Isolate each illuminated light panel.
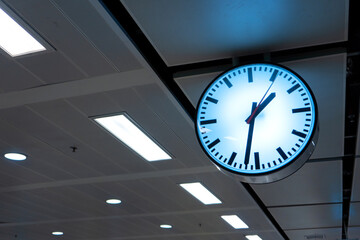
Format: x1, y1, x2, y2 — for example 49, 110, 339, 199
4, 153, 26, 161
94, 114, 171, 161
0, 8, 46, 57
246, 235, 262, 240
52, 232, 64, 236
221, 215, 249, 229
180, 182, 222, 205
106, 199, 121, 204
160, 224, 172, 229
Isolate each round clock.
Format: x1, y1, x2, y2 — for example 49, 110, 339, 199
195, 63, 319, 183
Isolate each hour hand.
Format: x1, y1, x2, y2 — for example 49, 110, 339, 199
246, 92, 276, 123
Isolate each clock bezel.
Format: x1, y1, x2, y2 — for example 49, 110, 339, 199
195, 62, 319, 184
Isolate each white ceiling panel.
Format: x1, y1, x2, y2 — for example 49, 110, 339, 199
269, 204, 342, 230
252, 160, 342, 206
122, 0, 348, 66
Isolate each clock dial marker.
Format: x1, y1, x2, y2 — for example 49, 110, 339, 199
276, 147, 288, 160
223, 77, 232, 88
287, 83, 300, 94
254, 152, 260, 170
200, 119, 217, 125
228, 152, 237, 166
292, 129, 306, 138
269, 69, 279, 82
205, 96, 218, 104
208, 138, 220, 149
247, 68, 253, 82
292, 107, 311, 113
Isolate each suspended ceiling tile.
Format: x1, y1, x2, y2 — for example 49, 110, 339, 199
349, 202, 360, 226
0, 55, 45, 93
252, 160, 342, 206
50, 0, 143, 72
352, 157, 360, 202
176, 54, 346, 160
348, 227, 360, 240
122, 0, 349, 66
269, 204, 342, 230
285, 228, 342, 240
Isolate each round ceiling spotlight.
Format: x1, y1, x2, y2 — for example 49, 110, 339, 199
4, 153, 27, 161
106, 199, 122, 204
52, 231, 64, 236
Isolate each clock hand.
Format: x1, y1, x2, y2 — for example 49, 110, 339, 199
245, 92, 276, 123
244, 102, 257, 167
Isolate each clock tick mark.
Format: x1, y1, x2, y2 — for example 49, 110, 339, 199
295, 143, 300, 147
299, 139, 304, 143
292, 129, 306, 138
247, 67, 253, 83
254, 152, 260, 170
268, 162, 271, 168
208, 138, 220, 149
298, 88, 304, 92
273, 160, 277, 166
223, 77, 233, 88
291, 80, 296, 84
228, 152, 237, 166
292, 107, 311, 113
269, 69, 279, 82
292, 148, 296, 152
287, 83, 300, 94
288, 77, 292, 81
301, 93, 306, 96
305, 124, 310, 127
303, 129, 309, 132
276, 147, 288, 160
306, 113, 311, 116
205, 96, 218, 104
278, 158, 282, 163
287, 151, 292, 156
262, 164, 265, 169
284, 73, 288, 78
305, 103, 310, 106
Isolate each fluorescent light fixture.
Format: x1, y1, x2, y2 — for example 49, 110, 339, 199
246, 235, 262, 240
94, 114, 171, 161
180, 182, 222, 205
106, 199, 121, 204
0, 7, 46, 57
221, 215, 249, 229
160, 224, 172, 229
4, 153, 27, 161
52, 232, 64, 236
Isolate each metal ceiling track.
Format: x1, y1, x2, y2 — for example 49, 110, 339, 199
100, 0, 358, 239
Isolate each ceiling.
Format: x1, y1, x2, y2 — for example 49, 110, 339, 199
0, 0, 358, 240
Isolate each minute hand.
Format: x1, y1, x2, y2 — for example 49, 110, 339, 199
246, 92, 276, 123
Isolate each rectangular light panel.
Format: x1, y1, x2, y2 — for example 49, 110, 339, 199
94, 114, 171, 161
246, 235, 262, 240
180, 182, 222, 205
0, 7, 46, 57
221, 215, 249, 229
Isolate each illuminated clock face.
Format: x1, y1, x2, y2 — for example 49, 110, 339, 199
195, 63, 318, 183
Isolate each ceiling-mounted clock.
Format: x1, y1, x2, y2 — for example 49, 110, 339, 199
195, 63, 319, 183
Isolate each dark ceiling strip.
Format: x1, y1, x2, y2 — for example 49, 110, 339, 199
342, 0, 360, 238
99, 0, 196, 120
170, 41, 348, 78
99, 0, 289, 239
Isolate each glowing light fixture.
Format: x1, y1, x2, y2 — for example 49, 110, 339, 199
4, 153, 27, 161
180, 182, 222, 205
160, 224, 172, 229
52, 232, 63, 236
246, 235, 262, 240
0, 7, 46, 57
94, 113, 171, 161
221, 215, 249, 229
106, 199, 121, 204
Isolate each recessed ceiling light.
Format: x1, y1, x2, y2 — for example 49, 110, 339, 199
106, 199, 121, 204
246, 235, 262, 240
160, 224, 172, 229
4, 153, 27, 161
94, 113, 171, 161
52, 231, 64, 236
180, 182, 222, 205
0, 7, 46, 57
221, 215, 249, 229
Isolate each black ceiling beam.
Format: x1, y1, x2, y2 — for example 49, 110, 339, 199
99, 0, 289, 239
342, 0, 360, 238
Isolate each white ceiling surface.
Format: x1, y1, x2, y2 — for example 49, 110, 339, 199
0, 1, 352, 240
122, 0, 349, 66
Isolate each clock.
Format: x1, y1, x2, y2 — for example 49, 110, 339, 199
195, 63, 319, 183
